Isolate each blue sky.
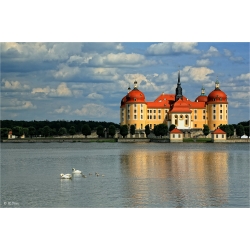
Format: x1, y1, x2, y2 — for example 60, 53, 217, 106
1, 1, 249, 125
1, 42, 249, 124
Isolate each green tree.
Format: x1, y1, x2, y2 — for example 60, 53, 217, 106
43, 126, 51, 137
158, 123, 168, 138
244, 126, 249, 137
69, 126, 76, 138
169, 124, 176, 132
108, 125, 116, 138
82, 124, 91, 138
12, 126, 23, 137
97, 125, 104, 137
58, 127, 67, 136
229, 125, 234, 137
145, 124, 150, 138
120, 125, 128, 138
1, 128, 11, 138
203, 124, 210, 137
220, 124, 231, 138
28, 126, 36, 138
130, 125, 136, 137
154, 125, 160, 137
236, 124, 245, 137
23, 128, 29, 137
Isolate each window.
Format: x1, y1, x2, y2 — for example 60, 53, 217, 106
213, 110, 216, 113
222, 135, 224, 138
128, 115, 130, 120
220, 110, 222, 113
154, 110, 156, 113
173, 134, 175, 138
150, 115, 152, 119
150, 110, 152, 113
194, 110, 197, 113
203, 110, 206, 114
226, 110, 227, 113
180, 115, 183, 119
178, 134, 181, 138
158, 109, 161, 113
153, 115, 156, 119
141, 110, 143, 114
158, 115, 161, 119
141, 104, 143, 107
213, 104, 216, 108
150, 124, 152, 129
213, 124, 216, 127
141, 115, 143, 119
216, 135, 218, 138
134, 115, 137, 119
147, 115, 149, 119
134, 104, 136, 107
220, 104, 222, 107
194, 115, 197, 119
128, 109, 130, 113
141, 124, 143, 129
194, 124, 197, 127
134, 109, 137, 113
220, 115, 222, 119
165, 110, 168, 113
213, 115, 216, 119
203, 116, 206, 119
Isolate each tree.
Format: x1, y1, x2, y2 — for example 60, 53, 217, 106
236, 124, 245, 137
229, 125, 234, 138
130, 125, 136, 137
120, 125, 128, 138
203, 124, 210, 137
145, 124, 150, 138
82, 124, 91, 138
244, 126, 249, 137
108, 125, 116, 138
154, 125, 160, 137
23, 128, 29, 137
220, 124, 231, 138
97, 125, 104, 138
69, 126, 76, 138
43, 126, 51, 137
169, 124, 176, 132
1, 128, 11, 138
158, 124, 168, 138
28, 126, 36, 138
12, 126, 23, 137
58, 127, 67, 136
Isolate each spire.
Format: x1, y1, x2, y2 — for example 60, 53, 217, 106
201, 85, 205, 96
175, 68, 183, 101
215, 76, 220, 89
134, 80, 138, 89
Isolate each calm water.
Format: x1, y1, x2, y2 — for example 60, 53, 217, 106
1, 142, 249, 208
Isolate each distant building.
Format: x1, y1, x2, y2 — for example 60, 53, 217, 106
120, 72, 228, 132
211, 128, 227, 142
170, 128, 183, 142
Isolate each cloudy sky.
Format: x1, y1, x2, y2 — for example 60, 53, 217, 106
1, 42, 249, 124
1, 1, 249, 125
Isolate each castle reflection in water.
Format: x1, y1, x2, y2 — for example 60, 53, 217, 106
120, 150, 229, 207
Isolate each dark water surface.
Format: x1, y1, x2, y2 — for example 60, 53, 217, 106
1, 142, 249, 208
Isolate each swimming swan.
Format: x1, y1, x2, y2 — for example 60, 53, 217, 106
72, 168, 82, 174
60, 173, 72, 179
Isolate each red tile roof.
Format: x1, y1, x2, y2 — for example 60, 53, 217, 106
211, 128, 226, 134
170, 128, 182, 134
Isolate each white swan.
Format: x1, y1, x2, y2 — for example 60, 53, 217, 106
72, 168, 82, 174
60, 173, 72, 179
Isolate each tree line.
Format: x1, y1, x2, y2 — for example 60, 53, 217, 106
0, 120, 120, 139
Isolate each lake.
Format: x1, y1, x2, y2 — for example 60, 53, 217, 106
1, 142, 249, 208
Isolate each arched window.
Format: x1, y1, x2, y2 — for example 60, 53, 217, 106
175, 115, 178, 126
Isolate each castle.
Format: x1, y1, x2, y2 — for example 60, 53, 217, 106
120, 72, 228, 132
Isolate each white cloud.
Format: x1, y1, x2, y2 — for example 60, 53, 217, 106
196, 59, 211, 66
53, 65, 81, 80
31, 82, 72, 97
235, 73, 250, 81
203, 46, 220, 57
87, 92, 103, 99
73, 103, 118, 119
229, 56, 243, 62
224, 49, 232, 57
1, 99, 36, 110
146, 42, 199, 55
52, 106, 72, 114
89, 53, 155, 67
2, 79, 30, 90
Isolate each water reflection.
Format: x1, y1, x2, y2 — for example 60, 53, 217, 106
120, 150, 229, 207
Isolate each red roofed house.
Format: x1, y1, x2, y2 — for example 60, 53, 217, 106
120, 72, 228, 135
211, 127, 227, 142
170, 127, 183, 142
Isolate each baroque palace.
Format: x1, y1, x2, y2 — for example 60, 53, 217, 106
120, 72, 228, 132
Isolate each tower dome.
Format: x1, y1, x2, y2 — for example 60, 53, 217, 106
125, 80, 146, 103
195, 86, 208, 102
207, 79, 228, 103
